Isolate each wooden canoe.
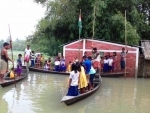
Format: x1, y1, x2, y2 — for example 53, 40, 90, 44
29, 67, 127, 77
61, 75, 102, 105
100, 72, 129, 77
0, 68, 28, 87
29, 67, 70, 75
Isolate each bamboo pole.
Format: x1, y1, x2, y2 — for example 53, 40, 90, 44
8, 24, 16, 87
92, 6, 96, 48
78, 9, 81, 61
124, 10, 127, 79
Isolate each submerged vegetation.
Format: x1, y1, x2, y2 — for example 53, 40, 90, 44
27, 0, 150, 55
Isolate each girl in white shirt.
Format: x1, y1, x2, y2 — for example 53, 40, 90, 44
67, 63, 80, 96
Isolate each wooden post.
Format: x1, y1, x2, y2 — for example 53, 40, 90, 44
124, 10, 127, 79
78, 9, 81, 61
8, 24, 16, 87
92, 6, 96, 47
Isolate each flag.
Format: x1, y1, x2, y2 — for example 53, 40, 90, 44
78, 14, 82, 36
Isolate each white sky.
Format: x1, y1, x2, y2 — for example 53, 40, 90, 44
0, 0, 45, 41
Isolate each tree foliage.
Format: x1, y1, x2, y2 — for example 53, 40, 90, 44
0, 39, 26, 51
27, 0, 150, 55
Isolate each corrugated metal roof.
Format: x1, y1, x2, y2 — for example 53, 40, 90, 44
141, 40, 150, 60
59, 38, 139, 47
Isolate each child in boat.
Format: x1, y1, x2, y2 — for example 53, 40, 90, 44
44, 60, 48, 70
10, 68, 15, 79
113, 52, 117, 72
30, 51, 35, 67
77, 62, 88, 94
40, 54, 44, 68
100, 57, 104, 72
37, 54, 41, 68
47, 58, 51, 70
60, 56, 66, 72
103, 56, 109, 73
89, 62, 96, 90
35, 57, 38, 68
108, 56, 113, 73
66, 61, 72, 73
54, 58, 60, 71
67, 63, 80, 96
16, 54, 22, 77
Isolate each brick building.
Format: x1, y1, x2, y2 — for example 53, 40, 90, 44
63, 39, 139, 77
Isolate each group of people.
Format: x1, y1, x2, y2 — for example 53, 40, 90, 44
66, 47, 128, 96
0, 40, 128, 94
67, 56, 96, 96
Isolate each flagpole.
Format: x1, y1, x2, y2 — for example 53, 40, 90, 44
78, 9, 81, 61
124, 10, 127, 79
8, 24, 16, 87
92, 6, 96, 48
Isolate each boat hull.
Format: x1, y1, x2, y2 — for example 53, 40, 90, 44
61, 75, 102, 105
29, 67, 127, 77
0, 68, 28, 87
29, 67, 70, 75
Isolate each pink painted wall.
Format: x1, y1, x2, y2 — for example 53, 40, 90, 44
64, 39, 137, 77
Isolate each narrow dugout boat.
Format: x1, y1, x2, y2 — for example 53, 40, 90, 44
101, 72, 129, 77
61, 75, 102, 105
29, 67, 70, 75
0, 68, 28, 87
29, 67, 127, 77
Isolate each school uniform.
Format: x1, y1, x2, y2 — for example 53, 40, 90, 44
60, 59, 66, 71
103, 59, 109, 72
54, 61, 60, 72
108, 58, 113, 71
67, 71, 79, 96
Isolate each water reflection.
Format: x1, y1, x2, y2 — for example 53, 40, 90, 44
0, 72, 150, 113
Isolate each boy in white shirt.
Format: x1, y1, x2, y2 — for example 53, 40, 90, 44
108, 56, 113, 72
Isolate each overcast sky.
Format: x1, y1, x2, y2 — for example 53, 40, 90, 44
0, 0, 45, 41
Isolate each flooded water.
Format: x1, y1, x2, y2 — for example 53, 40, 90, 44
0, 72, 150, 113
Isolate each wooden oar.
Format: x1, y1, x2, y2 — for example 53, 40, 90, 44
8, 24, 16, 87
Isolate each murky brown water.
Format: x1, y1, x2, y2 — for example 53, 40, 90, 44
0, 72, 150, 113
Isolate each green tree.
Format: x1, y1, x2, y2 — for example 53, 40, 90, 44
28, 0, 150, 55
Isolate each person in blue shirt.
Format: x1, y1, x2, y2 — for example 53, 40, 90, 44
83, 56, 92, 90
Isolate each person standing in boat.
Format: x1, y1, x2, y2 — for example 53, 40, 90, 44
112, 52, 117, 72
16, 54, 22, 78
82, 52, 87, 62
30, 51, 35, 67
0, 41, 13, 81
92, 48, 101, 72
88, 56, 96, 90
60, 56, 66, 72
120, 48, 128, 72
24, 45, 31, 66
83, 56, 92, 90
67, 63, 80, 96
77, 62, 88, 94
66, 61, 72, 73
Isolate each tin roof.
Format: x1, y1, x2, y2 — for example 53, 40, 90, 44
59, 38, 139, 48
141, 40, 150, 60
